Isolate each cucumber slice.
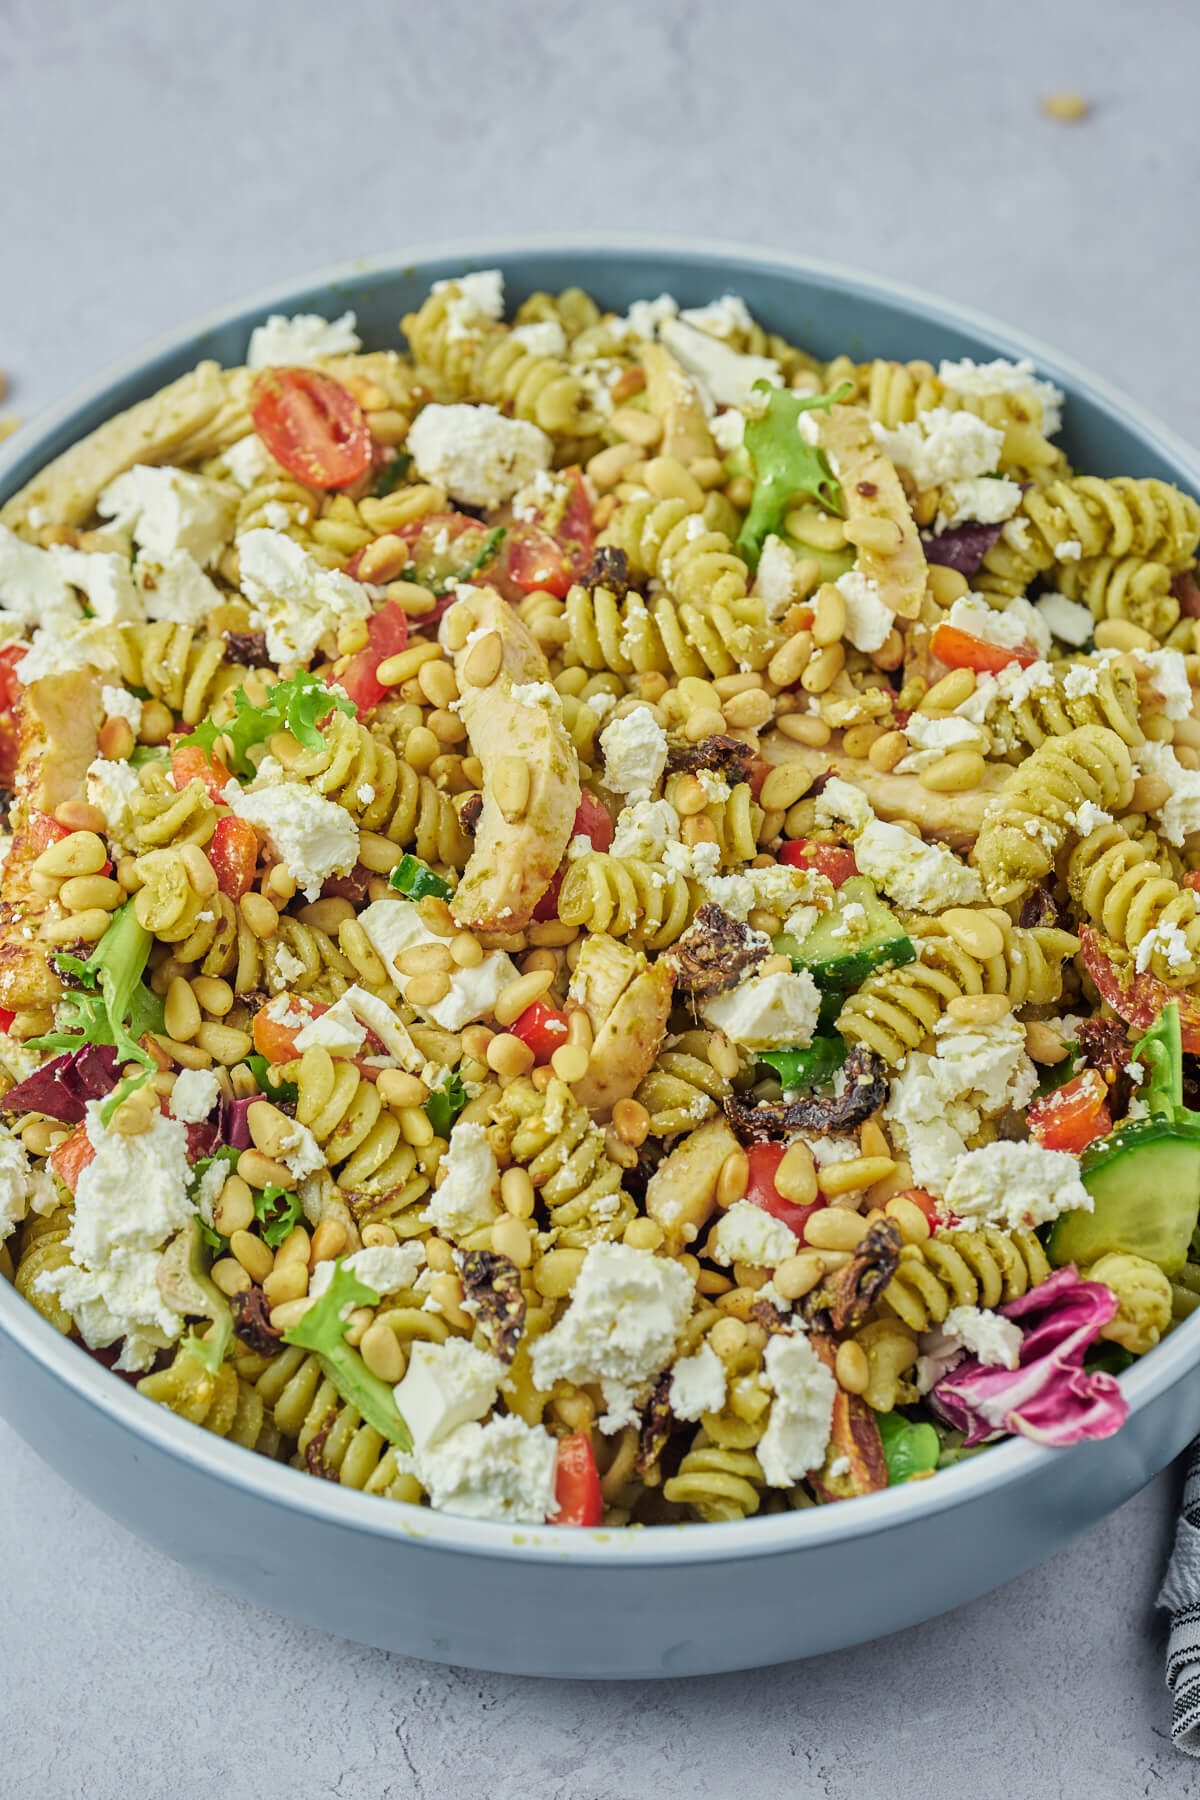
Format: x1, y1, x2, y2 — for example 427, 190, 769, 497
760, 1034, 846, 1092
777, 876, 914, 991
1046, 1118, 1200, 1276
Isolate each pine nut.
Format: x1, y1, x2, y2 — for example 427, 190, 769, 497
842, 723, 886, 760
32, 831, 107, 879
920, 668, 976, 712
398, 942, 454, 977
494, 755, 531, 821
717, 1148, 749, 1208
309, 1218, 348, 1265
42, 908, 110, 944
356, 533, 410, 584
196, 1022, 252, 1064
919, 749, 986, 793
860, 1119, 891, 1162
722, 688, 773, 731
835, 1339, 870, 1394
768, 630, 814, 688
356, 832, 403, 873
759, 763, 813, 812
610, 407, 663, 448
1025, 1020, 1069, 1063
211, 1257, 252, 1297
237, 1148, 298, 1191
942, 908, 1006, 961
946, 992, 1011, 1026
192, 976, 233, 1016
532, 1247, 587, 1299
801, 642, 844, 694
550, 1043, 589, 1083
776, 713, 831, 746
177, 843, 217, 897
775, 1141, 818, 1205
213, 1175, 255, 1236
262, 1260, 309, 1306
406, 972, 452, 1007
1095, 618, 1157, 653
843, 515, 903, 553
360, 1321, 406, 1383
460, 631, 503, 689
269, 1297, 315, 1332
884, 1195, 933, 1244
818, 1155, 896, 1198
246, 1100, 294, 1159
587, 443, 641, 489
53, 801, 107, 833
683, 706, 727, 743
240, 893, 279, 938
926, 564, 969, 607
138, 699, 174, 745
491, 1213, 532, 1267
486, 1032, 536, 1078
772, 1252, 825, 1300
59, 875, 123, 912
499, 1166, 536, 1220
230, 1230, 274, 1284
494, 968, 555, 1026
399, 1105, 434, 1147
461, 1024, 494, 1061
804, 1208, 870, 1250
707, 1032, 740, 1078
867, 730, 907, 772
377, 1069, 429, 1108
164, 976, 202, 1042
378, 641, 443, 685
1131, 774, 1173, 813
429, 1271, 473, 1329
811, 583, 847, 646
611, 1098, 650, 1147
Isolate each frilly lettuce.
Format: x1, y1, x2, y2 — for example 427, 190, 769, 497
929, 1266, 1128, 1448
735, 380, 851, 569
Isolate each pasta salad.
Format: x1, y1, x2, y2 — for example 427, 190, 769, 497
0, 271, 1198, 1527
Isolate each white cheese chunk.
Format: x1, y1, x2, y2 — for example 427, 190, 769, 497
430, 270, 505, 339
530, 1242, 695, 1433
599, 706, 669, 801
223, 777, 358, 900
943, 1303, 1023, 1369
222, 433, 281, 490
658, 317, 781, 410
421, 1120, 501, 1239
407, 403, 552, 509
758, 1332, 837, 1487
0, 1129, 51, 1244
100, 685, 143, 731
394, 1339, 505, 1453
700, 968, 821, 1052
710, 1199, 799, 1268
835, 568, 895, 652
52, 547, 141, 623
872, 407, 1004, 489
16, 624, 118, 685
246, 310, 362, 367
1134, 742, 1200, 845
943, 1139, 1091, 1229
510, 320, 568, 357
359, 897, 519, 1030
1035, 591, 1094, 647
86, 757, 143, 847
0, 525, 84, 630
168, 1067, 221, 1124
937, 357, 1065, 437
609, 798, 680, 862
293, 993, 368, 1055
816, 777, 983, 911
417, 1415, 558, 1522
934, 476, 1022, 531
235, 528, 371, 665
137, 549, 223, 626
309, 1242, 425, 1302
98, 466, 237, 568
667, 1342, 728, 1421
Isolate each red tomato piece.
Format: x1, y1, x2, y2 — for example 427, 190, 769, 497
252, 999, 329, 1065
208, 816, 258, 900
1172, 571, 1200, 619
25, 812, 72, 857
1079, 925, 1200, 1054
894, 1188, 941, 1227
1185, 871, 1200, 895
930, 622, 1037, 674
549, 1431, 603, 1526
504, 469, 595, 599
0, 1008, 14, 1034
1028, 1068, 1112, 1154
250, 368, 372, 489
335, 601, 410, 716
510, 1001, 571, 1063
745, 1140, 827, 1240
170, 742, 232, 802
532, 791, 614, 922
50, 1123, 95, 1195
779, 839, 859, 887
0, 643, 27, 789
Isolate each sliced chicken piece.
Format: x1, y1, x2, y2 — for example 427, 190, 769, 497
760, 730, 1007, 848
645, 1115, 741, 1255
447, 587, 581, 931
0, 669, 103, 1010
570, 958, 674, 1119
640, 344, 717, 465
820, 404, 928, 620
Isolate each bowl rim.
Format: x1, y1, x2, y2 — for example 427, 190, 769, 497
3, 230, 1199, 1568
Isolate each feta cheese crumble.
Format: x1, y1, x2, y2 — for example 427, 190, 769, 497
667, 1342, 728, 1421
757, 1333, 837, 1487
835, 568, 895, 653
658, 317, 781, 410
98, 466, 236, 568
417, 1415, 558, 1522
309, 1242, 425, 1304
223, 777, 359, 900
943, 1139, 1091, 1229
235, 528, 371, 665
359, 897, 519, 1031
530, 1242, 695, 1433
1134, 742, 1200, 846
421, 1120, 501, 1239
816, 777, 983, 911
599, 706, 669, 802
937, 357, 1065, 437
394, 1339, 505, 1454
168, 1067, 221, 1124
872, 407, 1004, 489
943, 1304, 1023, 1370
247, 311, 362, 367
407, 403, 552, 508
1035, 591, 1094, 647
700, 967, 821, 1052
710, 1199, 799, 1268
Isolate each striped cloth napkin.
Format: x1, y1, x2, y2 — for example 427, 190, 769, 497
1159, 1439, 1200, 1754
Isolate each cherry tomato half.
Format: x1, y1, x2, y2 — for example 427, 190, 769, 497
170, 742, 232, 802
930, 622, 1037, 674
0, 643, 27, 789
335, 600, 410, 717
549, 1431, 603, 1526
510, 1001, 571, 1063
779, 839, 859, 887
208, 815, 258, 901
1028, 1068, 1112, 1154
745, 1140, 826, 1240
504, 469, 595, 598
24, 812, 72, 857
250, 368, 373, 489
50, 1122, 95, 1195
1079, 925, 1200, 1054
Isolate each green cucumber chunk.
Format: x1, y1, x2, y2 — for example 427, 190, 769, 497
1047, 1118, 1200, 1276
776, 876, 914, 991
761, 1035, 846, 1092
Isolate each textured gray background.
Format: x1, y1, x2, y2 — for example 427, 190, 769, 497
3, 0, 1200, 1793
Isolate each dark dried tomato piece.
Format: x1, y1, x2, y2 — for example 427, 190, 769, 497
223, 628, 272, 667
725, 1044, 889, 1141
1076, 1016, 1135, 1121
669, 902, 770, 999
1018, 885, 1061, 929
457, 792, 483, 838
579, 544, 633, 598
665, 734, 756, 786
455, 1249, 526, 1363
801, 1218, 902, 1334
636, 1370, 675, 1475
231, 1285, 282, 1354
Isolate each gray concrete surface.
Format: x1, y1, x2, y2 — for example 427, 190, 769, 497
3, 0, 1200, 1793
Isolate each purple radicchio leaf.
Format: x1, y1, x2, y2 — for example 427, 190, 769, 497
185, 1092, 255, 1161
1, 1044, 122, 1124
928, 1266, 1128, 1449
921, 520, 1004, 578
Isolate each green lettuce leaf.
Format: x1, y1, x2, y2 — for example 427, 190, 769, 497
736, 379, 852, 569
29, 902, 164, 1099
255, 1184, 303, 1249
182, 671, 355, 780
424, 1070, 467, 1139
875, 1409, 940, 1485
282, 1260, 412, 1451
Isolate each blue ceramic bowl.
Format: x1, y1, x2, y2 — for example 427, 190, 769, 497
2, 237, 1198, 1679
